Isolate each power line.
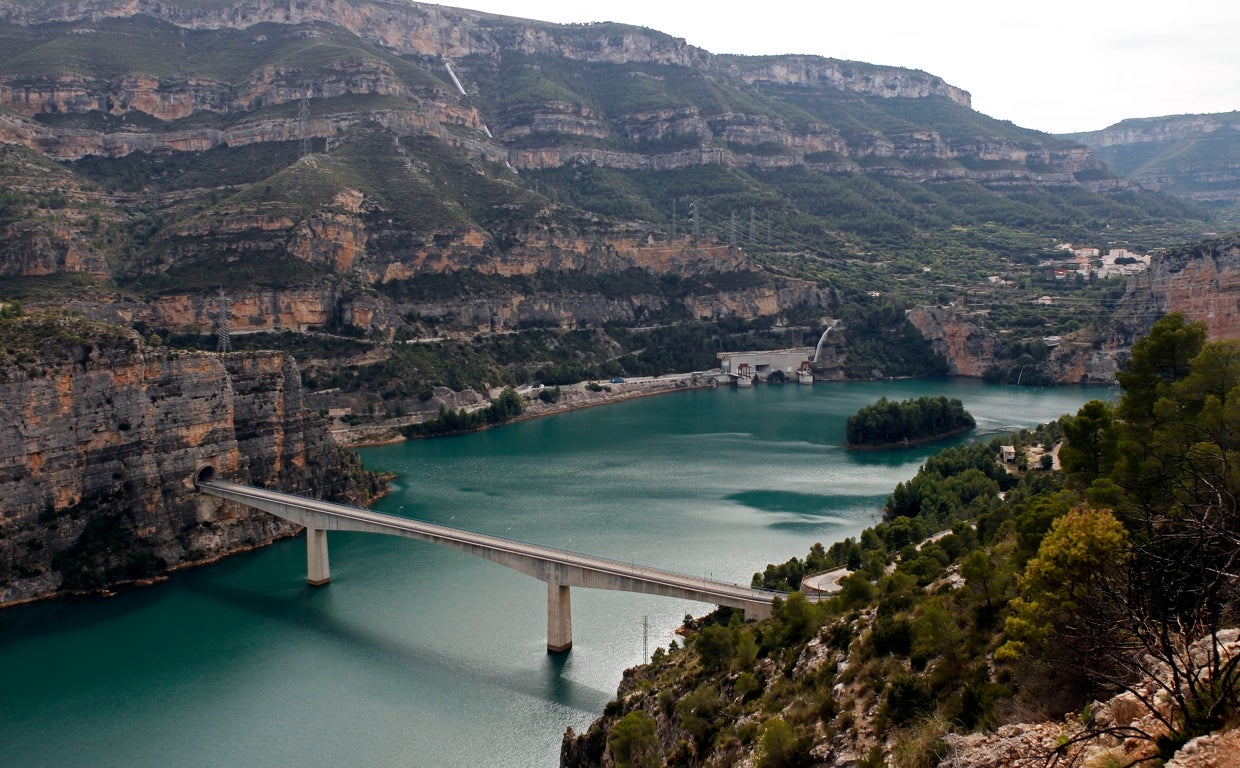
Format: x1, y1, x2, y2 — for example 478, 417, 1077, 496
214, 287, 232, 353
299, 87, 311, 158
654, 196, 1171, 321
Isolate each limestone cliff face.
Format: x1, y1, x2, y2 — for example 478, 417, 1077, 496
63, 286, 343, 336
1116, 235, 1240, 342
0, 92, 486, 161
0, 0, 1100, 180
502, 111, 1103, 179
1071, 113, 1240, 149
392, 277, 833, 332
1045, 345, 1119, 385
0, 145, 113, 277
906, 306, 997, 378
55, 220, 817, 335
722, 56, 971, 107
0, 0, 708, 66
0, 316, 374, 606
907, 305, 1119, 384
0, 220, 110, 277
1068, 113, 1240, 204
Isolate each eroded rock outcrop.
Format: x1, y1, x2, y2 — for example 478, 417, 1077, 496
0, 315, 378, 606
1069, 113, 1240, 205
906, 306, 997, 378
908, 305, 1120, 384
722, 55, 970, 106
943, 630, 1240, 768
52, 220, 827, 336
0, 99, 489, 161
0, 0, 1103, 182
1116, 234, 1240, 343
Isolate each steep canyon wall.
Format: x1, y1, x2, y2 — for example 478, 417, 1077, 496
0, 317, 375, 606
1117, 235, 1240, 342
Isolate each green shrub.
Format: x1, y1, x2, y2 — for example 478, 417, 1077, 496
882, 674, 932, 726
607, 711, 660, 768
755, 717, 812, 768
735, 672, 761, 700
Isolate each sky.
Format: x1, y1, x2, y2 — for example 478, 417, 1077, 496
435, 0, 1240, 135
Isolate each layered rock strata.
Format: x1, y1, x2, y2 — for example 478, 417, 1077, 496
1116, 235, 1240, 342
1068, 113, 1240, 205
0, 0, 1106, 183
0, 316, 375, 606
907, 305, 1119, 384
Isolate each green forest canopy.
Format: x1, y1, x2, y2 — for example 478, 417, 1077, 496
845, 395, 975, 447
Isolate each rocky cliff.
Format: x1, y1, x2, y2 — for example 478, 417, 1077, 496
0, 0, 1207, 393
906, 306, 997, 379
907, 305, 1120, 384
910, 234, 1240, 386
1067, 112, 1240, 210
1116, 234, 1240, 343
45, 216, 822, 335
0, 314, 378, 606
0, 0, 708, 67
0, 0, 964, 104
0, 0, 1101, 182
1069, 112, 1240, 150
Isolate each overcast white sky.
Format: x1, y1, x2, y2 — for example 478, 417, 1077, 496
437, 0, 1239, 135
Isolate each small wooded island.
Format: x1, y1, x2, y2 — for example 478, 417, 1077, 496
845, 395, 975, 448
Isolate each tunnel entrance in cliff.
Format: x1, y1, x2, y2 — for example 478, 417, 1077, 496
196, 466, 217, 485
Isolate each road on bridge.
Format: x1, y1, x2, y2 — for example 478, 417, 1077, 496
197, 478, 783, 650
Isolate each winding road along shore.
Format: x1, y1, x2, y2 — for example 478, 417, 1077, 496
336, 371, 718, 447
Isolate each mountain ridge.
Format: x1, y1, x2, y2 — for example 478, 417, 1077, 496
1065, 111, 1240, 226
0, 0, 1218, 404
0, 0, 971, 104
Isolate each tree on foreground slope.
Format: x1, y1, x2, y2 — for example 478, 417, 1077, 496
1019, 313, 1240, 757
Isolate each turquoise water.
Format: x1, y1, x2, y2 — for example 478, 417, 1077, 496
0, 379, 1102, 767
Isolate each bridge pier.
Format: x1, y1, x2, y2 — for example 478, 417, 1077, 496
307, 527, 330, 586
547, 583, 572, 653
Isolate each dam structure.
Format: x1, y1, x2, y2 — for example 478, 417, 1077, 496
717, 348, 815, 385
717, 321, 839, 385
196, 472, 782, 652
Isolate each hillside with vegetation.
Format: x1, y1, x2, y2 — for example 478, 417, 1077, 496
0, 0, 1226, 430
565, 313, 1240, 768
1068, 111, 1240, 230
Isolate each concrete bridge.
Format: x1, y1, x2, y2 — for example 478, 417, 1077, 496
196, 475, 782, 652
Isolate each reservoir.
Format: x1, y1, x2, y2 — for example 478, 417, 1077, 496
0, 379, 1101, 767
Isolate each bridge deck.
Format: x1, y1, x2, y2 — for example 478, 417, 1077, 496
197, 480, 781, 617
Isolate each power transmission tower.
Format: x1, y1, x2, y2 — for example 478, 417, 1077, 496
691, 200, 699, 239
214, 287, 232, 353
299, 87, 311, 158
641, 615, 649, 662
730, 209, 736, 248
